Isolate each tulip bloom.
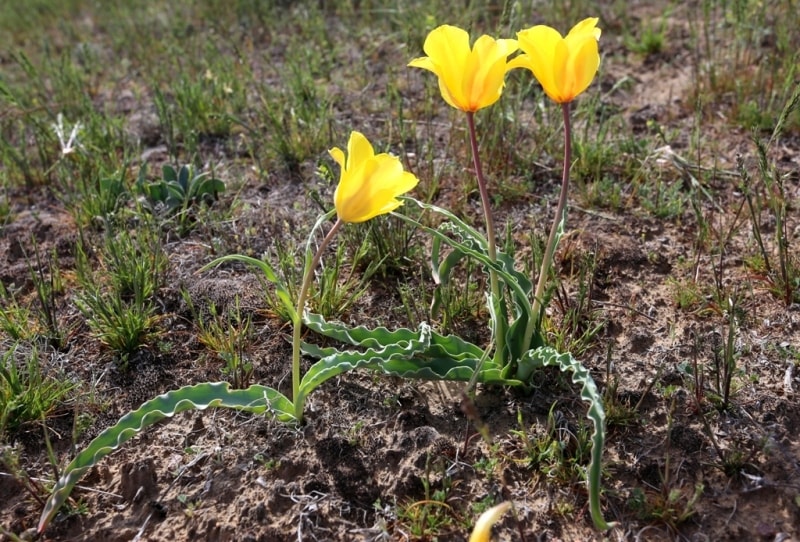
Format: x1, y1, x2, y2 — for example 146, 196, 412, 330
408, 25, 518, 112
508, 17, 601, 103
469, 502, 511, 542
330, 131, 419, 223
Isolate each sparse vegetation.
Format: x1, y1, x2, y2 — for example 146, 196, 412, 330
1, 0, 799, 540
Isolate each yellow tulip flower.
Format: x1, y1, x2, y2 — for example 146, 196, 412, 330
508, 17, 601, 104
408, 25, 518, 112
468, 501, 511, 542
330, 131, 419, 224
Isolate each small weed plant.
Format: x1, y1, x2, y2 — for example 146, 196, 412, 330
627, 398, 704, 533
738, 83, 800, 305
183, 293, 255, 389
26, 244, 66, 349
37, 17, 612, 533
136, 164, 225, 235
0, 343, 76, 437
74, 226, 166, 361
0, 282, 35, 342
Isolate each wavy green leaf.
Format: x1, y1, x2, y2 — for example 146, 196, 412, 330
517, 347, 612, 531
38, 382, 293, 534
296, 327, 431, 408
303, 312, 485, 361
301, 313, 523, 387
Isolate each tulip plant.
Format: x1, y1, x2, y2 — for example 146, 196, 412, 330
38, 18, 611, 535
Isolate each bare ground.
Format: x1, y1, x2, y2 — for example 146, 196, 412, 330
2, 2, 800, 542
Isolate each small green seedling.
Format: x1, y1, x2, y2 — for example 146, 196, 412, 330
136, 164, 225, 231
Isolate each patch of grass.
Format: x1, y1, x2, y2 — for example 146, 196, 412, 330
26, 244, 67, 349
624, 15, 669, 56
570, 104, 646, 213
638, 176, 688, 220
260, 220, 382, 322
74, 226, 165, 362
0, 343, 76, 436
0, 49, 96, 188
395, 279, 431, 329
547, 247, 605, 357
430, 253, 486, 336
314, 228, 383, 319
74, 278, 159, 362
252, 62, 334, 176
667, 271, 705, 312
708, 294, 741, 411
627, 484, 704, 531
153, 60, 249, 160
98, 225, 167, 301
690, 0, 800, 133
259, 237, 303, 323
395, 462, 456, 539
602, 345, 650, 429
184, 293, 254, 389
738, 85, 800, 305
0, 283, 35, 342
363, 213, 424, 278
511, 405, 593, 485
627, 397, 704, 532
472, 85, 535, 184
68, 165, 130, 230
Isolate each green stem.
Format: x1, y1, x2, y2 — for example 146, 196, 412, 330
292, 216, 343, 418
466, 111, 505, 362
526, 102, 573, 346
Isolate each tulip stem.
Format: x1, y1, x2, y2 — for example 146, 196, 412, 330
466, 111, 505, 362
528, 102, 572, 344
292, 216, 344, 419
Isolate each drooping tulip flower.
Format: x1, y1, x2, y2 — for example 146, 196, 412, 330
330, 131, 419, 223
468, 502, 512, 542
508, 17, 601, 103
409, 25, 518, 112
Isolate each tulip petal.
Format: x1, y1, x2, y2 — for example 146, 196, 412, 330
568, 17, 601, 40
467, 37, 518, 109
407, 55, 435, 72
515, 25, 563, 101
437, 78, 462, 110
568, 36, 600, 99
513, 19, 601, 103
409, 25, 516, 112
332, 132, 419, 223
468, 502, 511, 542
505, 55, 531, 72
346, 157, 407, 223
552, 40, 570, 102
346, 131, 374, 170
329, 146, 345, 169
424, 25, 471, 108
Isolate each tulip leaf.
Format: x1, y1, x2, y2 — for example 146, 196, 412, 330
517, 346, 611, 531
301, 315, 609, 528
200, 254, 297, 322
301, 312, 523, 386
393, 204, 533, 364
303, 311, 485, 361
38, 382, 294, 534
429, 235, 466, 319
404, 197, 531, 295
